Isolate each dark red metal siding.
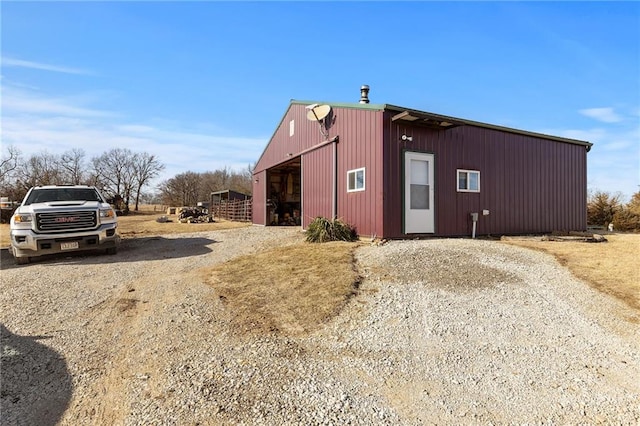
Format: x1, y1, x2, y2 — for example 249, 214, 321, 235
301, 147, 334, 228
252, 170, 267, 225
253, 103, 333, 226
335, 108, 384, 238
383, 112, 588, 237
254, 103, 385, 236
257, 105, 586, 236
254, 104, 329, 174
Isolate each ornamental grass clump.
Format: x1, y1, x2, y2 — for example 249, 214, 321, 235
305, 216, 358, 243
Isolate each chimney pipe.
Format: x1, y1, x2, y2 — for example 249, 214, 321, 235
360, 85, 370, 104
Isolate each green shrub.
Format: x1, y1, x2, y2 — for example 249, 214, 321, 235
305, 217, 358, 243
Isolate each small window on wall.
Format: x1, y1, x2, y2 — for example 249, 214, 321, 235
347, 168, 365, 192
457, 169, 480, 192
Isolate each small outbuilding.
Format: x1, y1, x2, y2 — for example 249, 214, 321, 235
209, 189, 252, 222
252, 86, 592, 238
210, 189, 250, 205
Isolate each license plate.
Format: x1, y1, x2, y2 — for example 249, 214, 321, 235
61, 241, 79, 250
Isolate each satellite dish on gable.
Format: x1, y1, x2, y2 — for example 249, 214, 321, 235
306, 104, 332, 122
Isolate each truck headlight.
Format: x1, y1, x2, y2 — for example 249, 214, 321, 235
100, 208, 115, 219
12, 213, 33, 223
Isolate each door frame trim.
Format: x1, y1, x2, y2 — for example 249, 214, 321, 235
402, 149, 436, 234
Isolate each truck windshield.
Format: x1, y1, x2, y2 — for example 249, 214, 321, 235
24, 188, 103, 205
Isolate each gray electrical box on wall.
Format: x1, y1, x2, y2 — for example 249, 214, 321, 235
470, 212, 479, 221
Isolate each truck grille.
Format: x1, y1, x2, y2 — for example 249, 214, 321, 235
36, 211, 97, 232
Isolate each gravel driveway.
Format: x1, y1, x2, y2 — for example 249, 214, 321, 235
1, 227, 638, 425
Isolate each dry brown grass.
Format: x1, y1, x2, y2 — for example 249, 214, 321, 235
115, 204, 250, 238
115, 211, 249, 239
503, 234, 640, 313
0, 224, 9, 248
201, 241, 361, 336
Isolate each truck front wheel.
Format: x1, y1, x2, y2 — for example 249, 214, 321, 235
11, 247, 30, 265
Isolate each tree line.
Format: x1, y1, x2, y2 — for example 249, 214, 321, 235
0, 145, 253, 213
157, 168, 253, 207
588, 190, 640, 231
0, 145, 164, 213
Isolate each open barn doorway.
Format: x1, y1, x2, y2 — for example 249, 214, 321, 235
266, 157, 301, 226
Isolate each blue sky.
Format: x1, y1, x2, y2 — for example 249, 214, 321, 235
2, 2, 639, 199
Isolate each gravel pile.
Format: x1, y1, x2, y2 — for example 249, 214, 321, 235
1, 229, 638, 424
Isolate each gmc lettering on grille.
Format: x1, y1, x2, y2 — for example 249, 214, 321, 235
55, 217, 78, 223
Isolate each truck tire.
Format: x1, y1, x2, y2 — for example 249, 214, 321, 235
106, 247, 118, 255
11, 247, 30, 265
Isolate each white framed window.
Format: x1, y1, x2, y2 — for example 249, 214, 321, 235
347, 167, 365, 192
457, 169, 480, 192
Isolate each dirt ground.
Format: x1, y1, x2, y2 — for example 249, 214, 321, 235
115, 211, 250, 239
2, 228, 638, 424
1, 206, 638, 424
0, 209, 637, 315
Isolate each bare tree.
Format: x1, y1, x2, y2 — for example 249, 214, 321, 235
1, 147, 165, 212
159, 171, 201, 207
0, 145, 24, 208
228, 164, 253, 195
138, 190, 161, 206
159, 166, 253, 207
198, 166, 252, 198
199, 168, 230, 197
0, 145, 21, 183
132, 152, 165, 211
91, 148, 136, 213
59, 148, 87, 184
15, 151, 63, 190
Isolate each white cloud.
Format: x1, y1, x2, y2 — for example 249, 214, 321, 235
1, 85, 266, 186
578, 107, 622, 123
1, 86, 112, 117
116, 124, 156, 133
551, 128, 606, 143
2, 56, 92, 75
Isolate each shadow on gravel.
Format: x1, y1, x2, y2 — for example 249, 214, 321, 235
0, 236, 217, 268
0, 324, 72, 426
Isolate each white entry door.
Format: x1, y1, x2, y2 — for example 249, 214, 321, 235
404, 152, 435, 233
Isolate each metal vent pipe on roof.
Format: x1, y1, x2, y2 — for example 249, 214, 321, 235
360, 85, 370, 104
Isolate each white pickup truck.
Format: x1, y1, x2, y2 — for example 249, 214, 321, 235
9, 185, 120, 264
